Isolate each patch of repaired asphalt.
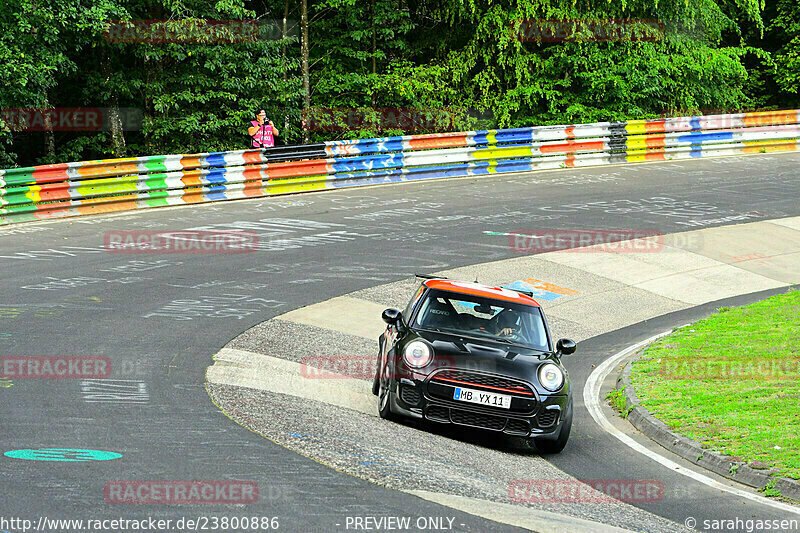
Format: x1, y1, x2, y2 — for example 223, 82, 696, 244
348, 277, 422, 309
227, 317, 376, 366
208, 381, 683, 532
543, 314, 600, 344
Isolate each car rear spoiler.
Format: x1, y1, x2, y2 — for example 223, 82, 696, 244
508, 287, 536, 298
414, 273, 449, 280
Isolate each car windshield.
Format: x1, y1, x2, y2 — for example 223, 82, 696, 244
413, 289, 549, 351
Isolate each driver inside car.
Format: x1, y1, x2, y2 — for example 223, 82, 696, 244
495, 310, 521, 339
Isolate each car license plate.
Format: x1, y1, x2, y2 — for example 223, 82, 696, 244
453, 387, 511, 409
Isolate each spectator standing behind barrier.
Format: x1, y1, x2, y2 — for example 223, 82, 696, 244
248, 109, 279, 148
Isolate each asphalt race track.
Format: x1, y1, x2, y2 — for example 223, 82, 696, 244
1, 153, 799, 532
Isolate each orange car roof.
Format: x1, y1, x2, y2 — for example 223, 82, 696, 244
423, 279, 541, 307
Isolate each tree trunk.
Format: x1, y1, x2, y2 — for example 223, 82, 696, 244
31, 1, 54, 161
283, 0, 290, 134
43, 117, 56, 162
370, 0, 376, 109
371, 0, 376, 76
301, 0, 310, 144
43, 93, 55, 162
102, 51, 127, 157
108, 98, 127, 157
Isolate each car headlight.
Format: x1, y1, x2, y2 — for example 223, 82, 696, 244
403, 340, 432, 369
538, 363, 564, 392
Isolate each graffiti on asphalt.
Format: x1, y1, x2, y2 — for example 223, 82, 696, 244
80, 380, 149, 404
22, 276, 152, 291
143, 294, 286, 320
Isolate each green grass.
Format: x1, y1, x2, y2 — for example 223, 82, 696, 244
630, 290, 800, 481
763, 480, 782, 498
606, 387, 632, 418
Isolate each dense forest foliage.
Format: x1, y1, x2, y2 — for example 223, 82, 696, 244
1, 0, 798, 167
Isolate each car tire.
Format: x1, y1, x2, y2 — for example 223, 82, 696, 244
376, 351, 396, 420
532, 398, 572, 454
371, 348, 381, 396
377, 377, 395, 420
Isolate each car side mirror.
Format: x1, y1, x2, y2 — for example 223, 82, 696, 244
382, 308, 402, 325
556, 338, 576, 355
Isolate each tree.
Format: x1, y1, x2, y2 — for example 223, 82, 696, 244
770, 0, 800, 103
0, 0, 126, 166
1, 0, 793, 168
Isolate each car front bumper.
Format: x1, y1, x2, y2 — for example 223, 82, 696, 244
389, 377, 569, 439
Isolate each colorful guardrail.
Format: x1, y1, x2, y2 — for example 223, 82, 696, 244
1, 110, 798, 224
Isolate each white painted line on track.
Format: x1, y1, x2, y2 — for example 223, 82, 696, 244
584, 331, 800, 516
406, 490, 633, 533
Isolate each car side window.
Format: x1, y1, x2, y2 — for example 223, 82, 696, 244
526, 311, 548, 347
404, 283, 425, 322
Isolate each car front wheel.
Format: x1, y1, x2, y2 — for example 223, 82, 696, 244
532, 398, 572, 454
377, 377, 395, 420
372, 347, 381, 396
376, 353, 395, 420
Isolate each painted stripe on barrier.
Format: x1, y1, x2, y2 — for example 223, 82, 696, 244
2, 111, 799, 224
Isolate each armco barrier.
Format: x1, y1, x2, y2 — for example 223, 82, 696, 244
1, 110, 798, 225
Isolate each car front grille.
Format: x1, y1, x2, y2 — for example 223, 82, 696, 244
424, 405, 535, 435
449, 408, 506, 431
426, 369, 537, 413
430, 370, 534, 396
538, 410, 558, 428
426, 405, 450, 422
505, 419, 530, 435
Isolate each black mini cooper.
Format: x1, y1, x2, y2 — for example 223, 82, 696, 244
373, 276, 576, 453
